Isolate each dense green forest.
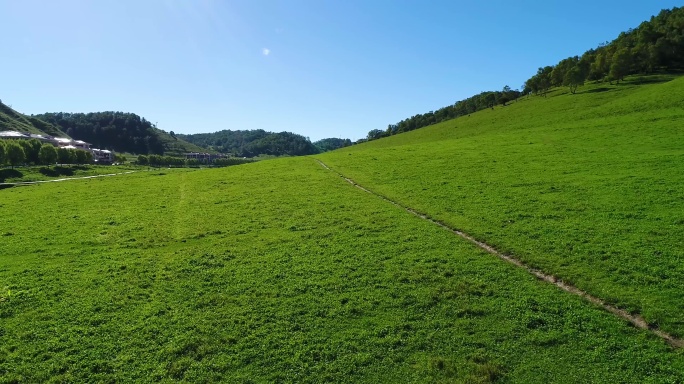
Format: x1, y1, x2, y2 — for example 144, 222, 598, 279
178, 130, 321, 157
34, 112, 167, 154
367, 6, 684, 142
7, 103, 348, 157
33, 112, 207, 156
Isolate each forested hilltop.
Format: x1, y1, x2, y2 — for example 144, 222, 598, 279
34, 112, 206, 156
18, 108, 348, 158
365, 6, 684, 142
313, 137, 352, 152
178, 130, 321, 157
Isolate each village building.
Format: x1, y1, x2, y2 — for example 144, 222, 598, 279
91, 149, 114, 164
0, 130, 30, 139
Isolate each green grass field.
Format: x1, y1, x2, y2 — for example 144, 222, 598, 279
0, 165, 144, 184
317, 74, 684, 339
1, 157, 683, 382
2, 75, 684, 382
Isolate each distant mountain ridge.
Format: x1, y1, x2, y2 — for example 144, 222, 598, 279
2, 100, 349, 158
33, 111, 207, 156
178, 130, 321, 157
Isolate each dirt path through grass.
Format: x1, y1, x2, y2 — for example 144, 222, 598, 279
0, 170, 137, 188
315, 158, 683, 349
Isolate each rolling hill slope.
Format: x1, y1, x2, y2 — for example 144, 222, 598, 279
317, 73, 684, 338
0, 100, 67, 137
153, 128, 210, 156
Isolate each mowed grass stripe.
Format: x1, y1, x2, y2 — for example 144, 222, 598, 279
315, 158, 684, 349
1, 157, 683, 382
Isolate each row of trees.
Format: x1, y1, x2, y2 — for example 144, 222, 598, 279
0, 100, 66, 137
525, 7, 684, 95
0, 139, 93, 168
362, 6, 684, 142
178, 130, 320, 157
364, 86, 522, 142
33, 111, 165, 155
136, 154, 253, 167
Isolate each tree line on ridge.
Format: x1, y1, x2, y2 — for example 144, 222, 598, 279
524, 7, 684, 95
0, 139, 93, 168
363, 6, 684, 143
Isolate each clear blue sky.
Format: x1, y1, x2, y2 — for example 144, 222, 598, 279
1, 0, 680, 141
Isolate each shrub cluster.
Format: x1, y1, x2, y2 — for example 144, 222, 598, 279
0, 139, 93, 168
136, 154, 253, 168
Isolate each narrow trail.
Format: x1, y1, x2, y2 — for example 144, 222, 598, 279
0, 171, 136, 188
314, 158, 684, 349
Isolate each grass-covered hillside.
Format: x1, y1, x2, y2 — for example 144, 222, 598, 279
0, 101, 66, 137
0, 164, 140, 184
3, 74, 684, 382
154, 128, 210, 157
1, 158, 683, 382
317, 73, 684, 340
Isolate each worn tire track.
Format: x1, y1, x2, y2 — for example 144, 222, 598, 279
315, 158, 683, 349
0, 171, 137, 188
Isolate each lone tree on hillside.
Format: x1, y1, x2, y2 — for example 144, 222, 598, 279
499, 85, 511, 107
564, 66, 585, 94
6, 142, 26, 168
609, 48, 632, 84
38, 144, 58, 166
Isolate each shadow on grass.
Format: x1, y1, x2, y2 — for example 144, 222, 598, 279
582, 87, 614, 94
627, 75, 676, 85
0, 169, 23, 183
580, 72, 680, 94
39, 166, 79, 177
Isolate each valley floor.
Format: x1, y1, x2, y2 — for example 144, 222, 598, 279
1, 158, 683, 382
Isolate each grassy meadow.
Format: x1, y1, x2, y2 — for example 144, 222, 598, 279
0, 164, 143, 184
317, 74, 684, 339
1, 158, 683, 382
